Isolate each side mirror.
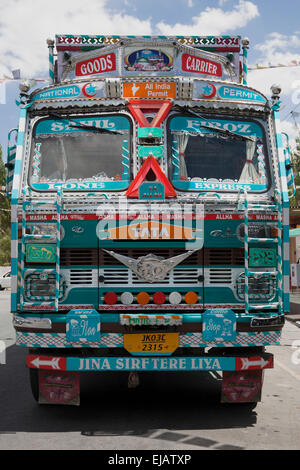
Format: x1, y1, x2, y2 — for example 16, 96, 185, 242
282, 132, 295, 199
6, 128, 18, 198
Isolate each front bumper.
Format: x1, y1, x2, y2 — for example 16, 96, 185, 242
13, 311, 284, 350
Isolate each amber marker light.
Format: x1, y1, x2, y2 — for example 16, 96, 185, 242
184, 291, 198, 304
136, 292, 150, 305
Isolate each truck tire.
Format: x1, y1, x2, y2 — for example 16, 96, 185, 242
29, 368, 39, 402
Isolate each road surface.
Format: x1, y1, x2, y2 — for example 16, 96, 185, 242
0, 291, 299, 450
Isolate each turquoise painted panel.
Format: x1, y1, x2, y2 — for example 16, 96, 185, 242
62, 287, 98, 306
204, 220, 244, 247
137, 127, 163, 138
61, 220, 98, 248
204, 287, 243, 304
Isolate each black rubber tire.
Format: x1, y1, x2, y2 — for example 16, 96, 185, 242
29, 368, 39, 402
237, 402, 258, 411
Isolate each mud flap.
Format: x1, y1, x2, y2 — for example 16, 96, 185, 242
38, 370, 80, 405
221, 370, 263, 403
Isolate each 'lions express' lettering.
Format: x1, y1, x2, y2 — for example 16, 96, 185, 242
182, 53, 222, 77
75, 53, 116, 77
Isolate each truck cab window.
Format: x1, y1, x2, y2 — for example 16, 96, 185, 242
169, 115, 268, 191
29, 115, 131, 185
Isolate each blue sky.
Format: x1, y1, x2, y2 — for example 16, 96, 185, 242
1, 0, 300, 160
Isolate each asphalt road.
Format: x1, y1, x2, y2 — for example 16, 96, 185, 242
0, 291, 300, 451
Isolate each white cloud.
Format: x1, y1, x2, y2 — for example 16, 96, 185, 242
0, 0, 152, 77
280, 120, 299, 151
156, 0, 259, 36
248, 67, 300, 97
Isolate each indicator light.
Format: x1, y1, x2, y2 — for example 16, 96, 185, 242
184, 291, 198, 305
136, 292, 150, 305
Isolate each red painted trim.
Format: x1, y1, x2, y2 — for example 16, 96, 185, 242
126, 156, 177, 198
128, 99, 172, 127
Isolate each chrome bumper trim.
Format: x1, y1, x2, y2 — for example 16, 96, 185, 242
13, 315, 52, 330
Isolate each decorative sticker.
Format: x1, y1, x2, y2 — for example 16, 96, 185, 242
221, 370, 263, 403
139, 182, 165, 200
25, 243, 56, 263
39, 370, 80, 405
124, 48, 173, 72
249, 247, 277, 267
66, 309, 101, 343
202, 309, 236, 342
193, 81, 217, 99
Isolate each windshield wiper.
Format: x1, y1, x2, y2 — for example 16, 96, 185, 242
175, 107, 256, 142
47, 113, 123, 135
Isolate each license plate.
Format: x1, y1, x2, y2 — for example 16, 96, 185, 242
123, 333, 179, 355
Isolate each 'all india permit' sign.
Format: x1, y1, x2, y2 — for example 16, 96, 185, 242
123, 82, 176, 99
182, 53, 222, 77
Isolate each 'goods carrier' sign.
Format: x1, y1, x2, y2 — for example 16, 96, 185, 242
75, 53, 116, 77
182, 53, 222, 77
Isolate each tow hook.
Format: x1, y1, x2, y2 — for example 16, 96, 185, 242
128, 371, 139, 389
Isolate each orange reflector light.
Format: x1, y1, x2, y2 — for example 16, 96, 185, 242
153, 292, 166, 305
104, 292, 118, 305
136, 292, 150, 305
184, 291, 198, 305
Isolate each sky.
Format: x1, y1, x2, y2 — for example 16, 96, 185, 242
1, 0, 300, 161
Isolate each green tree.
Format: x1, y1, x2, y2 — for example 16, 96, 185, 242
290, 136, 300, 207
0, 145, 11, 265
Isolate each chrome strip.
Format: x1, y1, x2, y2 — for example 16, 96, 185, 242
13, 315, 52, 330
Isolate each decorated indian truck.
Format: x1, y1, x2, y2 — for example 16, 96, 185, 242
6, 35, 294, 406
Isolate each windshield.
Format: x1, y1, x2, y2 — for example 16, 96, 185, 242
169, 115, 269, 192
29, 115, 131, 187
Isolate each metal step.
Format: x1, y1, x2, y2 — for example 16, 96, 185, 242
248, 237, 278, 243
248, 303, 279, 310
